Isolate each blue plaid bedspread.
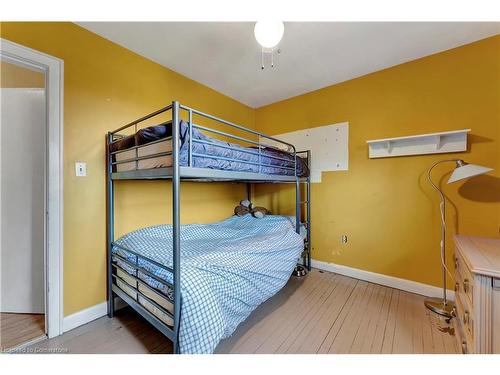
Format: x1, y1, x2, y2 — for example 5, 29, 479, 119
112, 215, 304, 354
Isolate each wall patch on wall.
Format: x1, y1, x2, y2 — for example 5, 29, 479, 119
260, 122, 349, 183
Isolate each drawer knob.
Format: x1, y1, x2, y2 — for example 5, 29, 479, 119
463, 279, 470, 293
461, 341, 468, 354
454, 282, 459, 292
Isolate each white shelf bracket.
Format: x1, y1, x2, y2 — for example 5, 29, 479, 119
434, 135, 442, 150
386, 140, 392, 154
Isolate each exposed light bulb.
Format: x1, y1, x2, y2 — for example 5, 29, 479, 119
254, 21, 284, 49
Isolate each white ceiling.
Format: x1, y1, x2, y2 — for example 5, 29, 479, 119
78, 22, 499, 108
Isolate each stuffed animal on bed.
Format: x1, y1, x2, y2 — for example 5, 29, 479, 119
234, 199, 270, 218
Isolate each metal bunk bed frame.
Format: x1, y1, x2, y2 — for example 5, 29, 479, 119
106, 101, 311, 353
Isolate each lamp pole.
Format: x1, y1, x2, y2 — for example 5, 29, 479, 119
424, 159, 459, 319
424, 158, 492, 319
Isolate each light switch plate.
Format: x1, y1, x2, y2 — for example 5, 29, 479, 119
75, 162, 87, 177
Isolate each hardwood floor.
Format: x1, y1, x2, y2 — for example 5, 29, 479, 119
1, 313, 45, 350
26, 269, 459, 354
216, 269, 458, 354
26, 307, 172, 354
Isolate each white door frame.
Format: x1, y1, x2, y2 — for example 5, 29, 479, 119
0, 38, 64, 338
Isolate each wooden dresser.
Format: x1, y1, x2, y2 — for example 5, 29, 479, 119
453, 235, 500, 354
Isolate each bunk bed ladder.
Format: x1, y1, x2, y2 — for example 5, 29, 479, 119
292, 150, 311, 277
304, 170, 311, 271
300, 150, 312, 271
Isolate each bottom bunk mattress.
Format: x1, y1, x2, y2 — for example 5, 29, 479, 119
111, 215, 305, 354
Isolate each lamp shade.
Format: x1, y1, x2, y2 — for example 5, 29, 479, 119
447, 163, 493, 184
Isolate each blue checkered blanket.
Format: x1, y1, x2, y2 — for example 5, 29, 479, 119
112, 215, 304, 353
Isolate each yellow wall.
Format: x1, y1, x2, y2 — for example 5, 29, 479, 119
255, 35, 500, 289
1, 22, 498, 316
0, 22, 255, 316
0, 61, 45, 88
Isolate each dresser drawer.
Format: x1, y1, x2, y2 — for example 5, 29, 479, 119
455, 292, 475, 351
453, 235, 500, 354
455, 252, 474, 307
493, 278, 500, 353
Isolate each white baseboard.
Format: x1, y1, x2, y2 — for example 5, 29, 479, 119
62, 297, 127, 333
311, 259, 455, 300
63, 262, 452, 334
63, 302, 107, 332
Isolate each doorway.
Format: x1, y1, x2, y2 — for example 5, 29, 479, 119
0, 39, 63, 350
1, 61, 46, 348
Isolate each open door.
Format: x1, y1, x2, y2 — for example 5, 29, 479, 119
1, 60, 47, 349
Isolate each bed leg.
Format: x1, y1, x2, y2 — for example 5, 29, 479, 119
107, 292, 115, 318
306, 177, 311, 272
295, 178, 300, 235
173, 337, 180, 354
172, 101, 182, 354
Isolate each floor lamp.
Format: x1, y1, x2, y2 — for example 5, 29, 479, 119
424, 159, 493, 319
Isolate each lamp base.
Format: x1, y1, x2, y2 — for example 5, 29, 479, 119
292, 265, 307, 277
424, 297, 455, 320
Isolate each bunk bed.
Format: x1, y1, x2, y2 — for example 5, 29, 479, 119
106, 101, 311, 354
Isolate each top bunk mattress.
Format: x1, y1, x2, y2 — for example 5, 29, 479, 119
111, 121, 309, 177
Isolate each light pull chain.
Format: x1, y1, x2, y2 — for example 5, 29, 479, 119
261, 48, 279, 70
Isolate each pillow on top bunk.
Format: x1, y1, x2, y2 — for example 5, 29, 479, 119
109, 134, 135, 153
135, 121, 173, 145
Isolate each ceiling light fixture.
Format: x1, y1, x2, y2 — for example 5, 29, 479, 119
254, 21, 284, 70
254, 20, 284, 49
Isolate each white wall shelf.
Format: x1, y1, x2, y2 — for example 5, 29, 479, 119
366, 129, 471, 158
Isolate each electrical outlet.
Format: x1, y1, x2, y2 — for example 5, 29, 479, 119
75, 162, 87, 177
341, 235, 348, 244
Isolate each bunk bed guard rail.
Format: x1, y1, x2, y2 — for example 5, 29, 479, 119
105, 101, 310, 354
